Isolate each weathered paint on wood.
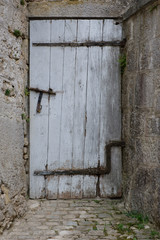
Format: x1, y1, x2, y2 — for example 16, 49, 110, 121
30, 20, 51, 198
30, 19, 122, 199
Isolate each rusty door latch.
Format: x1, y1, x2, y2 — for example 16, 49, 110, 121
29, 87, 57, 113
34, 140, 125, 176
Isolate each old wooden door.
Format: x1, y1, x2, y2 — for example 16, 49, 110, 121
30, 19, 122, 199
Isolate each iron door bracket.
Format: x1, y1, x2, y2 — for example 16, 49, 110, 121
34, 140, 125, 176
105, 140, 125, 174
29, 87, 63, 114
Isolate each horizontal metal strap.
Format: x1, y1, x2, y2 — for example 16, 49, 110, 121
32, 40, 126, 48
34, 168, 108, 176
29, 87, 63, 95
34, 140, 125, 177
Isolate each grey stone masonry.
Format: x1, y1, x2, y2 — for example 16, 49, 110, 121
122, 0, 160, 228
1, 0, 160, 235
0, 0, 28, 233
27, 0, 135, 18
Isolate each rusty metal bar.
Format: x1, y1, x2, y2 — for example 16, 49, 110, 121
29, 87, 56, 95
34, 140, 125, 176
34, 168, 107, 176
32, 40, 126, 48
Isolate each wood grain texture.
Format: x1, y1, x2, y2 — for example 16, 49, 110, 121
72, 47, 88, 169
30, 19, 122, 199
99, 47, 122, 197
84, 47, 101, 169
30, 20, 50, 198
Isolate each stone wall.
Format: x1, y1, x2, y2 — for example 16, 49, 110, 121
122, 0, 160, 227
0, 0, 28, 233
1, 0, 160, 234
0, 0, 136, 233
27, 0, 135, 18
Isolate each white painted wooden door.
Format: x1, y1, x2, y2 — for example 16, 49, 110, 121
30, 19, 122, 199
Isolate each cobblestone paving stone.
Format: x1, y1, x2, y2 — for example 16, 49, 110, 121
1, 199, 160, 240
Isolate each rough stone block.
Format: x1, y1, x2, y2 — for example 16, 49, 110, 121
126, 42, 138, 72
151, 38, 160, 69
0, 0, 28, 233
134, 72, 155, 108
138, 6, 157, 42
139, 41, 151, 70
122, 110, 130, 139
28, 0, 134, 18
156, 92, 160, 113
0, 212, 5, 222
0, 198, 5, 211
122, 73, 137, 109
146, 117, 160, 136
126, 167, 160, 227
135, 137, 160, 165
130, 110, 146, 137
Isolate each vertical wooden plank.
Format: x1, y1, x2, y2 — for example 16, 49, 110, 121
89, 19, 103, 41
30, 47, 50, 91
58, 20, 77, 199
71, 176, 83, 199
46, 47, 64, 199
99, 47, 122, 197
30, 20, 50, 43
46, 176, 59, 200
72, 47, 88, 168
47, 47, 64, 170
77, 20, 90, 42
59, 52, 76, 167
83, 46, 101, 197
71, 21, 90, 198
30, 93, 49, 198
84, 47, 101, 168
100, 148, 122, 197
46, 20, 65, 199
30, 20, 50, 198
58, 47, 76, 198
64, 19, 77, 42
30, 20, 50, 90
50, 20, 65, 42
48, 20, 65, 170
59, 176, 72, 199
103, 19, 122, 41
71, 47, 88, 198
83, 176, 97, 198
82, 20, 103, 197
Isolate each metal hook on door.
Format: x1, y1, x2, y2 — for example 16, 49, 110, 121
29, 87, 63, 114
36, 92, 43, 113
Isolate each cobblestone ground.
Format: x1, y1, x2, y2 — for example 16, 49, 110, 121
1, 199, 160, 240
